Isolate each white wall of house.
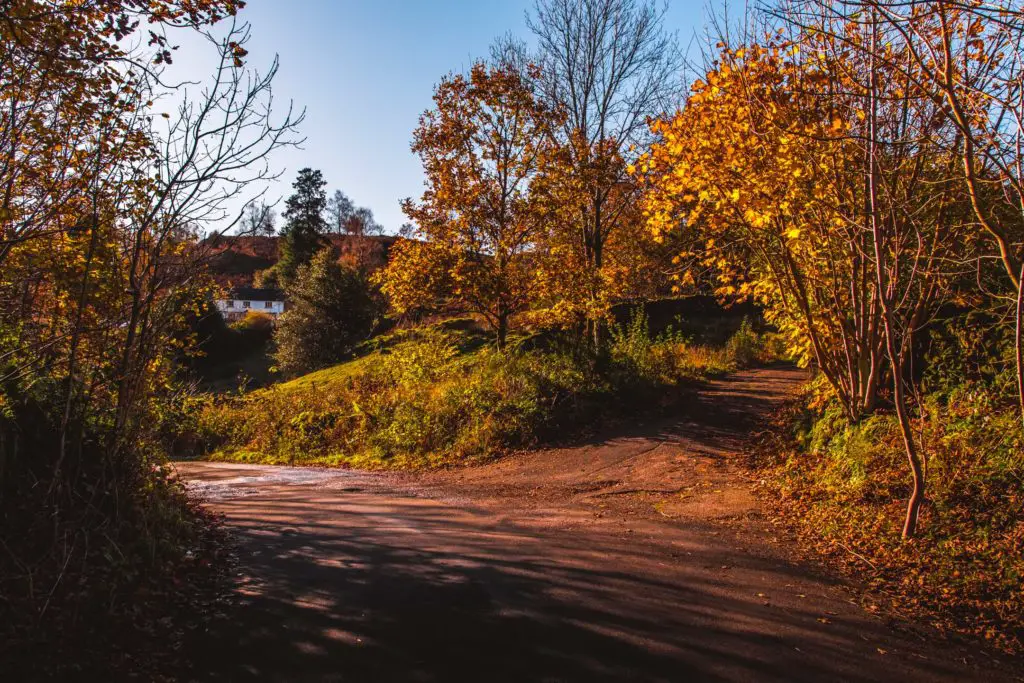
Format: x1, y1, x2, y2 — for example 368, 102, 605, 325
215, 299, 285, 317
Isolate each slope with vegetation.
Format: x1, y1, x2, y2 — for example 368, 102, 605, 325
196, 313, 775, 469
751, 321, 1024, 653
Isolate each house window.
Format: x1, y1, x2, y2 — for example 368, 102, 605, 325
265, 301, 273, 309
226, 300, 234, 309
243, 301, 251, 308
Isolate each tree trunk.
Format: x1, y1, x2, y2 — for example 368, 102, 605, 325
1016, 263, 1024, 431
866, 13, 925, 539
496, 313, 508, 351
885, 311, 925, 539
591, 197, 605, 354
52, 214, 101, 498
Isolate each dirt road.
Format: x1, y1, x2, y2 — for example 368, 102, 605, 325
178, 368, 1020, 682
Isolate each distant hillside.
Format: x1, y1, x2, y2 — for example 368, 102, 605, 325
202, 234, 399, 287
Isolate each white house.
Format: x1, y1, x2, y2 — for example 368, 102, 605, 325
215, 287, 286, 321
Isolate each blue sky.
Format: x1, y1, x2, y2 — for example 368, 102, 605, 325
171, 0, 723, 234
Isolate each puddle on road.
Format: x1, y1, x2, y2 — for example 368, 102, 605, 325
186, 468, 352, 501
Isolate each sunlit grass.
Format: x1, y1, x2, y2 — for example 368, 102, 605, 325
195, 318, 780, 470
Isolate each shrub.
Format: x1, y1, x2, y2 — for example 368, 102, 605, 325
725, 317, 761, 367
232, 310, 275, 334
0, 374, 223, 678
610, 309, 773, 382
253, 264, 281, 290
756, 331, 793, 365
274, 248, 382, 375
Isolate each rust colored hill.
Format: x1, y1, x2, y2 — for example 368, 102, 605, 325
203, 234, 398, 288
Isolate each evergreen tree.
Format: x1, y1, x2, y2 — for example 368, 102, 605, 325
275, 249, 381, 375
278, 168, 328, 282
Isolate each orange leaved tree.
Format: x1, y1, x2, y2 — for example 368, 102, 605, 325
378, 62, 558, 348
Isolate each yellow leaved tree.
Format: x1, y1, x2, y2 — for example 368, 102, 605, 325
638, 26, 973, 537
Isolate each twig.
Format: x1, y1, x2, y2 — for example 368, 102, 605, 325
38, 538, 74, 621
837, 541, 877, 571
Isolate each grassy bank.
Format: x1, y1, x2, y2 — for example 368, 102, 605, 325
752, 377, 1024, 654
193, 315, 776, 470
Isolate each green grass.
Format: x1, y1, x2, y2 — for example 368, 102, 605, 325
192, 315, 777, 471
274, 352, 377, 392
197, 328, 584, 468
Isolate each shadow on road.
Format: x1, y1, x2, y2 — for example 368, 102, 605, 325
191, 484, 985, 683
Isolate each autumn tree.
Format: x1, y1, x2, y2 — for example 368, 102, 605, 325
379, 62, 558, 348
529, 134, 655, 330
326, 189, 384, 271
327, 189, 382, 237
0, 0, 246, 270
241, 202, 277, 235
526, 0, 683, 345
0, 2, 300, 658
638, 22, 972, 536
798, 1, 1024, 428
279, 167, 329, 282
326, 190, 355, 235
375, 236, 455, 321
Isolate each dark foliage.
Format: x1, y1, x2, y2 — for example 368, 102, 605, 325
278, 168, 329, 283
275, 249, 382, 375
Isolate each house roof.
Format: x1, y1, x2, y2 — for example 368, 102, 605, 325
225, 286, 285, 301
